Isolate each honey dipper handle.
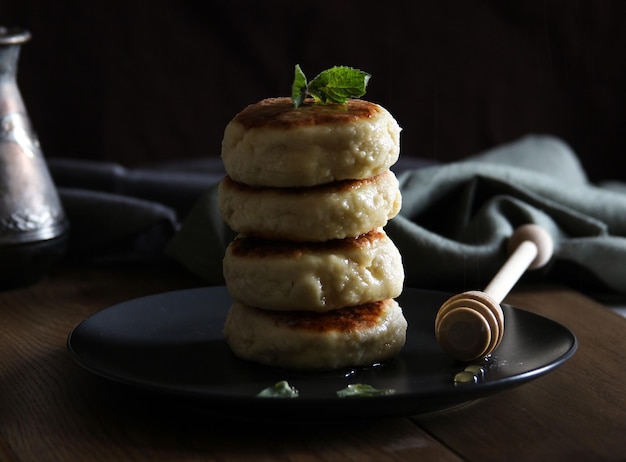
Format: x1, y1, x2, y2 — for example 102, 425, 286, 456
483, 240, 538, 303
483, 224, 554, 304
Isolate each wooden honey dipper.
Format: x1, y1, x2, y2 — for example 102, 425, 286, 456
435, 224, 554, 362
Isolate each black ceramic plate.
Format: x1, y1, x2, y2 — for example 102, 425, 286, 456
67, 287, 576, 421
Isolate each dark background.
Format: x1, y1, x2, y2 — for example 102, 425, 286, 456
4, 0, 626, 181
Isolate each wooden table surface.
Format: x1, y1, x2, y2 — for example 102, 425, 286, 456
0, 261, 624, 461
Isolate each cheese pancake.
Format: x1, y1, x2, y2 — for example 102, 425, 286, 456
218, 169, 401, 242
222, 298, 407, 370
221, 97, 401, 187
223, 229, 404, 311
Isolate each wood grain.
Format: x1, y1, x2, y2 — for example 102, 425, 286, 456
2, 265, 624, 461
0, 262, 463, 461
414, 285, 626, 461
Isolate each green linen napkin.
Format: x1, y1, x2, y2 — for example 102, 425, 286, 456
166, 135, 626, 295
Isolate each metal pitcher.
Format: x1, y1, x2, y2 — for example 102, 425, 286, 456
0, 27, 69, 288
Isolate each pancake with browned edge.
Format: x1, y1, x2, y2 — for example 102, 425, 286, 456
221, 97, 401, 188
223, 298, 407, 370
218, 170, 401, 242
223, 229, 404, 311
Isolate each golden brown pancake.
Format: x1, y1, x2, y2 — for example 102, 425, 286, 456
222, 298, 407, 370
221, 97, 401, 187
218, 169, 401, 242
223, 229, 404, 311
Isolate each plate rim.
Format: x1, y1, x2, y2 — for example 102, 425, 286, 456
67, 286, 578, 419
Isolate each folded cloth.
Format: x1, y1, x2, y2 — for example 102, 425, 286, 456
389, 135, 626, 293
49, 158, 225, 261
166, 134, 626, 295
49, 157, 226, 218
58, 188, 179, 261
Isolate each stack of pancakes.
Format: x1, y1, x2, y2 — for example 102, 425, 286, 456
218, 97, 407, 370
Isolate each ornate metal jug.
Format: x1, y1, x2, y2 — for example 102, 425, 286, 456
0, 27, 68, 288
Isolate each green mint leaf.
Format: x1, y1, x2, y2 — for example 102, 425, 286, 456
291, 64, 308, 108
290, 65, 371, 107
257, 380, 299, 398
308, 66, 371, 104
336, 383, 396, 398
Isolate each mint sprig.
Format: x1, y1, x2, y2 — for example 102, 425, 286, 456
336, 383, 396, 398
257, 380, 299, 398
291, 65, 371, 108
